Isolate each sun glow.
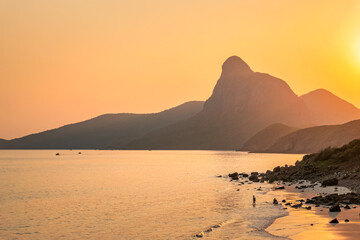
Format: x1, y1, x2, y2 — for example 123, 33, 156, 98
357, 40, 360, 62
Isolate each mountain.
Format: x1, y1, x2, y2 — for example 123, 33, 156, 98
3, 55, 360, 151
124, 56, 314, 150
0, 101, 204, 149
266, 120, 360, 153
241, 123, 299, 152
300, 89, 360, 125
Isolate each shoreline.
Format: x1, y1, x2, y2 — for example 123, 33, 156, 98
221, 172, 360, 239
266, 182, 360, 239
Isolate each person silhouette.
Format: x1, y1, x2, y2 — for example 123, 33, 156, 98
253, 195, 256, 204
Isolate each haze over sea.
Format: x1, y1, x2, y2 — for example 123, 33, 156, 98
0, 150, 302, 239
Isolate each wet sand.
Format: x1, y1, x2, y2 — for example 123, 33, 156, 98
266, 182, 360, 239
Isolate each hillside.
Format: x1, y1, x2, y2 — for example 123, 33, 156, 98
0, 101, 204, 149
301, 89, 360, 125
240, 123, 298, 152
266, 120, 360, 153
263, 139, 360, 192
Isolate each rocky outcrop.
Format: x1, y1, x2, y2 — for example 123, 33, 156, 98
241, 123, 299, 152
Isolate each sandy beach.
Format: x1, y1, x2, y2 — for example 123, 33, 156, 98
266, 181, 360, 239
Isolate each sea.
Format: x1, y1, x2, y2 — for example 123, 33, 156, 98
0, 150, 303, 239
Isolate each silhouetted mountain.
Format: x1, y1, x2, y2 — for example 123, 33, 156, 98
241, 123, 299, 152
0, 101, 203, 149
300, 89, 360, 125
266, 120, 360, 153
124, 56, 314, 150
3, 55, 360, 151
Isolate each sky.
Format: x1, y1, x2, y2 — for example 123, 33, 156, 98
1, 0, 360, 139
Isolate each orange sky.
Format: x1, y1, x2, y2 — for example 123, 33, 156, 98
1, 0, 360, 139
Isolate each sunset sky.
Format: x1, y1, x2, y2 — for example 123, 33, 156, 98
1, 0, 360, 139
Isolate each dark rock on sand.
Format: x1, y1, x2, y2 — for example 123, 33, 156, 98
329, 204, 341, 212
249, 175, 259, 182
322, 178, 338, 187
275, 186, 285, 190
329, 218, 339, 224
344, 205, 351, 209
195, 232, 204, 238
228, 172, 239, 180
345, 219, 350, 222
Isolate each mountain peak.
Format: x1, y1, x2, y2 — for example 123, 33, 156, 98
221, 56, 253, 78
305, 88, 333, 96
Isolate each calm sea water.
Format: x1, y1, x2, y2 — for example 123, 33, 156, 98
0, 150, 303, 239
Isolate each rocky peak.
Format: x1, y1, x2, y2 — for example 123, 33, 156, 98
220, 55, 253, 79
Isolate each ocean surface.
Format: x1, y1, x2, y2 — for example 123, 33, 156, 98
0, 150, 303, 239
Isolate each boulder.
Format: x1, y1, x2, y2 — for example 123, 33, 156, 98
321, 178, 338, 187
329, 204, 341, 212
228, 172, 239, 180
195, 232, 204, 238
249, 175, 259, 182
329, 218, 339, 224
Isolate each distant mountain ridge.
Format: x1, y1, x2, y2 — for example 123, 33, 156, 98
300, 89, 360, 125
0, 101, 204, 149
1, 55, 360, 151
265, 120, 360, 153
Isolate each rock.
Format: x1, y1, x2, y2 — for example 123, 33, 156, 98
321, 178, 338, 187
240, 173, 249, 177
216, 175, 222, 178
236, 189, 240, 191
273, 198, 278, 205
56, 153, 60, 156
344, 205, 351, 209
306, 206, 312, 210
275, 186, 285, 190
282, 199, 286, 202
344, 219, 350, 222
195, 232, 204, 238
329, 218, 339, 224
78, 152, 81, 154
251, 172, 258, 176
329, 204, 341, 212
228, 172, 239, 180
285, 203, 291, 206
249, 175, 259, 182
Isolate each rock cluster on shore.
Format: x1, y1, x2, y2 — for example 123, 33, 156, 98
226, 170, 360, 207
261, 140, 360, 192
